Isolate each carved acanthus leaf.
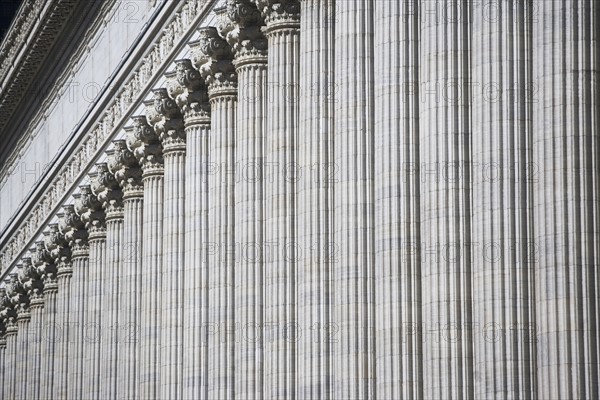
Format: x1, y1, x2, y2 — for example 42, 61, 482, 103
58, 205, 88, 255
254, 0, 300, 30
91, 163, 123, 217
224, 0, 268, 62
191, 27, 237, 93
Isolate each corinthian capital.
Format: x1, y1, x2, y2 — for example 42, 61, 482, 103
74, 185, 106, 239
19, 257, 44, 307
0, 289, 17, 331
191, 27, 237, 95
108, 140, 143, 197
33, 241, 58, 290
44, 223, 72, 276
59, 205, 89, 257
223, 0, 268, 64
167, 59, 210, 125
146, 88, 185, 152
91, 163, 123, 219
7, 272, 29, 320
126, 116, 164, 177
254, 0, 300, 31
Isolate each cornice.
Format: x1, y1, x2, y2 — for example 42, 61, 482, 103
0, 0, 116, 190
0, 0, 219, 276
0, 0, 89, 135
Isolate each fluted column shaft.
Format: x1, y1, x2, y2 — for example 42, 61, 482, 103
139, 158, 164, 399
40, 282, 58, 400
161, 143, 186, 399
0, 338, 5, 399
471, 2, 536, 398
84, 228, 106, 400
28, 300, 45, 399
183, 118, 210, 400
15, 308, 31, 400
297, 1, 334, 398
374, 1, 422, 398
333, 0, 375, 398
234, 50, 267, 400
534, 1, 600, 398
117, 188, 143, 400
3, 324, 17, 399
419, 1, 474, 398
99, 211, 124, 399
67, 249, 89, 400
54, 263, 72, 399
207, 88, 237, 400
260, 6, 300, 399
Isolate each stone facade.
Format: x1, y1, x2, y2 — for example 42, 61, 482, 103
0, 1, 598, 399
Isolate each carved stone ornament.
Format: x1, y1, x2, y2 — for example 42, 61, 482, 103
33, 240, 58, 290
126, 116, 164, 178
18, 257, 44, 307
7, 272, 29, 320
254, 0, 300, 32
44, 223, 72, 277
91, 162, 124, 220
167, 59, 210, 125
74, 184, 106, 239
58, 205, 89, 257
148, 88, 185, 152
109, 140, 143, 197
191, 27, 238, 95
0, 288, 17, 332
224, 0, 268, 65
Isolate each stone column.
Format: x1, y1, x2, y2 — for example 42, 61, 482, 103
60, 204, 89, 400
146, 87, 187, 400
19, 257, 45, 400
373, 1, 422, 398
419, 1, 474, 398
1, 283, 17, 399
253, 1, 300, 397
9, 270, 30, 400
220, 2, 268, 398
75, 184, 106, 400
333, 0, 376, 398
45, 223, 72, 400
0, 322, 5, 398
167, 58, 211, 400
111, 139, 144, 400
128, 115, 164, 400
35, 240, 59, 400
471, 2, 536, 398
93, 162, 124, 400
297, 1, 335, 398
534, 2, 600, 398
192, 26, 237, 400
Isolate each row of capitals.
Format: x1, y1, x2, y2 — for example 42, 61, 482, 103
0, 0, 301, 300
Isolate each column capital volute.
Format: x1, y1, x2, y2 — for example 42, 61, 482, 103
146, 88, 186, 152
108, 140, 143, 198
167, 59, 211, 126
44, 223, 72, 277
74, 184, 106, 239
59, 205, 89, 257
191, 27, 238, 97
7, 272, 29, 321
126, 116, 164, 177
223, 0, 268, 66
0, 288, 17, 333
19, 257, 44, 308
254, 0, 300, 32
91, 162, 124, 220
33, 241, 58, 292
